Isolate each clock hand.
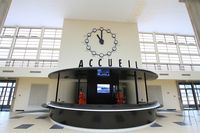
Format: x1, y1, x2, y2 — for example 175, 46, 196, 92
97, 34, 104, 45
100, 30, 104, 44
101, 30, 103, 40
97, 34, 101, 40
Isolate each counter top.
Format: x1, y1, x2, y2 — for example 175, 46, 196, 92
46, 101, 160, 112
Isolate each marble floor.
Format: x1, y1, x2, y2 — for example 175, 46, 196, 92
0, 110, 200, 133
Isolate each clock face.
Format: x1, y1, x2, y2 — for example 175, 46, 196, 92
84, 27, 118, 58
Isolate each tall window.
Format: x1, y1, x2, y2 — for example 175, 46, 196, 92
139, 33, 200, 71
0, 27, 62, 68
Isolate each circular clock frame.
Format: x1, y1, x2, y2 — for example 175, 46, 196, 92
84, 27, 118, 58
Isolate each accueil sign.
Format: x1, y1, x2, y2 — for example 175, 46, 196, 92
78, 59, 137, 68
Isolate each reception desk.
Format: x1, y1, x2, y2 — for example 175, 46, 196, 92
46, 67, 159, 129
46, 101, 160, 129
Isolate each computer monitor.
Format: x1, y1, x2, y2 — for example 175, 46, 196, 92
97, 84, 110, 93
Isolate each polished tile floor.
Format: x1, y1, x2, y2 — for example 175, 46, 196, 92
0, 110, 200, 133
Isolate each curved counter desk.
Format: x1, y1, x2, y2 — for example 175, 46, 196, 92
47, 67, 159, 129
46, 101, 160, 129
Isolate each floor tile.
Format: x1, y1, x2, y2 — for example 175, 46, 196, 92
49, 124, 64, 129
36, 115, 48, 119
1, 111, 200, 133
14, 124, 34, 129
150, 123, 162, 127
176, 114, 184, 117
10, 116, 24, 119
174, 122, 187, 126
157, 114, 167, 118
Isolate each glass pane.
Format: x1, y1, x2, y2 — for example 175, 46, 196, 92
3, 28, 16, 36
186, 36, 196, 44
6, 92, 10, 97
139, 33, 154, 42
0, 83, 7, 87
183, 101, 188, 105
8, 83, 13, 87
182, 97, 187, 100
0, 92, 5, 100
0, 48, 10, 59
30, 29, 42, 37
189, 101, 195, 104
6, 88, 11, 92
181, 94, 186, 97
4, 97, 8, 100
0, 38, 13, 47
165, 35, 175, 43
185, 85, 192, 88
188, 97, 194, 100
179, 85, 185, 89
3, 101, 8, 105
12, 92, 14, 97
18, 28, 30, 37
44, 29, 56, 38
196, 85, 200, 88
188, 94, 193, 97
177, 36, 186, 44
140, 43, 155, 52
180, 90, 185, 93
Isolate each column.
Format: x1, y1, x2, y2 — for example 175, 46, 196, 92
0, 0, 12, 33
180, 0, 200, 46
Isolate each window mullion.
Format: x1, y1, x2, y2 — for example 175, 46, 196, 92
175, 34, 183, 66
153, 33, 160, 69
36, 27, 45, 67
7, 27, 18, 67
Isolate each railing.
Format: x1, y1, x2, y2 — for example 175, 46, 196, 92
0, 59, 58, 68
142, 63, 200, 71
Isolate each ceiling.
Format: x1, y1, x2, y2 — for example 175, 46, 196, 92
4, 0, 194, 35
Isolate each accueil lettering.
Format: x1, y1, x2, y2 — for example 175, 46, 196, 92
78, 59, 132, 68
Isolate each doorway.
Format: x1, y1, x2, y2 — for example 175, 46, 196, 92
179, 83, 200, 110
147, 85, 164, 106
0, 80, 16, 111
28, 84, 48, 108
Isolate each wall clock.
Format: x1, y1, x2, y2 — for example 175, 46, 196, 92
84, 27, 118, 58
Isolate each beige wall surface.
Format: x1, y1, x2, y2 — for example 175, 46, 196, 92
12, 78, 57, 111
147, 80, 181, 110
59, 19, 141, 69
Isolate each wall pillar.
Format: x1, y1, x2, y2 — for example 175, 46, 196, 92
0, 0, 12, 33
180, 0, 200, 47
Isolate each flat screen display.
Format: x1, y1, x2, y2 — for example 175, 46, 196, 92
97, 69, 110, 77
97, 84, 110, 93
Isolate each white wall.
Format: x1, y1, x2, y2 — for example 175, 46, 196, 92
147, 80, 181, 110
59, 19, 141, 68
0, 67, 58, 78
12, 77, 57, 111
12, 77, 78, 111
156, 71, 200, 80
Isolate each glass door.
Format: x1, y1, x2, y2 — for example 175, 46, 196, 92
0, 81, 16, 111
193, 84, 200, 107
179, 83, 200, 110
